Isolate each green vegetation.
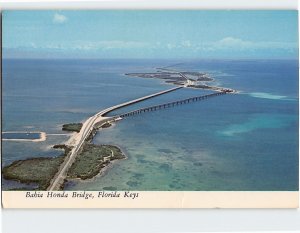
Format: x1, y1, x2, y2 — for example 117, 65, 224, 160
2, 128, 125, 189
101, 122, 112, 128
8, 187, 36, 191
62, 123, 83, 132
2, 145, 71, 190
67, 143, 125, 180
2, 155, 65, 190
53, 144, 72, 154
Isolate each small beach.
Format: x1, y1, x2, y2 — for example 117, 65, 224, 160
2, 131, 47, 142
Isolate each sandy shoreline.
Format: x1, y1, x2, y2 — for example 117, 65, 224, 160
47, 117, 126, 188
2, 131, 47, 142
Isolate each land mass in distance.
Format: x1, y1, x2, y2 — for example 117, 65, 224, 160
125, 68, 236, 93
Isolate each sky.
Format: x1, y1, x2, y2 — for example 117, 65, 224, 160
2, 10, 299, 59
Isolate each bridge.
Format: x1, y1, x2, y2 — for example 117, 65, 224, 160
47, 85, 182, 190
118, 91, 227, 118
47, 84, 229, 190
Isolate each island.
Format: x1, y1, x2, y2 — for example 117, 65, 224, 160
125, 68, 237, 93
67, 143, 125, 180
62, 123, 83, 133
2, 145, 70, 190
2, 123, 125, 190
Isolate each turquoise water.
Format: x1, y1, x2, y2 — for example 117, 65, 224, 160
219, 114, 296, 137
2, 59, 298, 191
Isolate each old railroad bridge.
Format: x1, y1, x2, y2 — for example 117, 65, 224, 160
116, 91, 228, 118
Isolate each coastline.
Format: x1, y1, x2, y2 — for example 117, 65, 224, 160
2, 131, 47, 142
66, 150, 128, 184
125, 70, 237, 93
2, 121, 126, 190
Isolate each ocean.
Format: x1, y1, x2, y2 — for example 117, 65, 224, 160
2, 59, 298, 191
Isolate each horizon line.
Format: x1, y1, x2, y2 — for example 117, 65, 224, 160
2, 57, 299, 61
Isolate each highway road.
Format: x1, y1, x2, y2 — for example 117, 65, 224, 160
47, 86, 182, 190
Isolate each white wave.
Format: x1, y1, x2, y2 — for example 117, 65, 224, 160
249, 92, 288, 100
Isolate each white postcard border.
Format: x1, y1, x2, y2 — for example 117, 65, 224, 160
2, 191, 299, 208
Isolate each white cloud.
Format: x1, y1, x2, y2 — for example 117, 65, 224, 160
71, 40, 149, 50
213, 37, 253, 49
19, 40, 150, 51
197, 37, 297, 51
30, 42, 37, 49
166, 43, 176, 49
181, 40, 192, 48
53, 13, 67, 24
8, 37, 296, 59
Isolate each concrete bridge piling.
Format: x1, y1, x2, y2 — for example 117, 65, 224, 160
119, 91, 227, 118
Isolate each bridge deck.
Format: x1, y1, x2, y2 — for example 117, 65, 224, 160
102, 86, 183, 117
119, 91, 227, 118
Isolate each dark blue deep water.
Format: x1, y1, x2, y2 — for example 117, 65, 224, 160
2, 132, 41, 140
2, 59, 299, 191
